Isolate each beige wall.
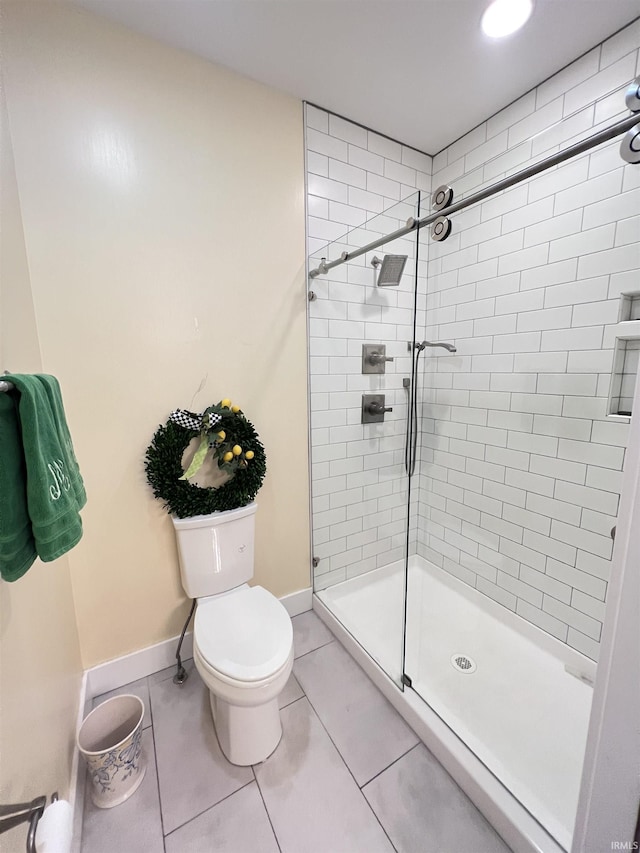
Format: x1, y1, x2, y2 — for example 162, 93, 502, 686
0, 97, 83, 845
3, 2, 309, 669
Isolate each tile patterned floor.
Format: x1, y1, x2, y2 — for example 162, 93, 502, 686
81, 611, 512, 853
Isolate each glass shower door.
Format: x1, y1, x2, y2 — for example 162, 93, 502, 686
405, 102, 636, 848
308, 193, 422, 687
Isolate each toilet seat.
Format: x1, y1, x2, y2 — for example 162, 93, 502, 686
195, 585, 293, 683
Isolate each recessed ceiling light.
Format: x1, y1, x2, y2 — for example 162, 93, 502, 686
481, 0, 534, 38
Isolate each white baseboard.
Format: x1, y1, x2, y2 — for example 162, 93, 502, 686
86, 630, 194, 699
69, 670, 87, 808
85, 587, 312, 699
70, 670, 88, 853
279, 586, 313, 618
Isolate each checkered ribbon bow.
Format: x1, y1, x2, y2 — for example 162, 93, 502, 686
169, 409, 222, 432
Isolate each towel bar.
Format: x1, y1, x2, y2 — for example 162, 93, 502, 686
0, 793, 52, 852
0, 371, 14, 393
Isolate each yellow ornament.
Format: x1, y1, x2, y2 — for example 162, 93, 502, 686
221, 398, 231, 408
245, 450, 254, 460
223, 451, 233, 462
217, 430, 226, 441
231, 405, 240, 413
232, 445, 242, 456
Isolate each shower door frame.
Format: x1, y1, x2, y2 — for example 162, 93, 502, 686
572, 367, 640, 850
307, 191, 424, 692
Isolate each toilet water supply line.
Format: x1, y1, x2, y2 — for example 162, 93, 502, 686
174, 599, 196, 685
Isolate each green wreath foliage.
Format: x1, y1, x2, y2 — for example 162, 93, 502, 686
145, 406, 266, 518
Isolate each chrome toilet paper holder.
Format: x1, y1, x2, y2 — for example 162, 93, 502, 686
0, 791, 57, 852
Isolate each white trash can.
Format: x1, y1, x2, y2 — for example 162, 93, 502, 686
77, 694, 146, 808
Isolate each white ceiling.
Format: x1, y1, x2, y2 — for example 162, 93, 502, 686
76, 0, 639, 154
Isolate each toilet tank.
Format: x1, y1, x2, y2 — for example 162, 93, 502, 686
172, 503, 257, 599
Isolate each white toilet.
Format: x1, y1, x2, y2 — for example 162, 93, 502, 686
172, 502, 293, 766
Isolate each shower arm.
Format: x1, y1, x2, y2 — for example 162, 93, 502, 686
419, 340, 457, 353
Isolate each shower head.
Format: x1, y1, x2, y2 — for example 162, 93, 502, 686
371, 254, 408, 287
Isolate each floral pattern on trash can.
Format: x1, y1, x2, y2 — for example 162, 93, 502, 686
77, 694, 147, 808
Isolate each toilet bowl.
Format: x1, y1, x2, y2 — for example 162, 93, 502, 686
193, 584, 293, 765
172, 505, 294, 766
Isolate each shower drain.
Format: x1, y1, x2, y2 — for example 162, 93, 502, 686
450, 654, 477, 674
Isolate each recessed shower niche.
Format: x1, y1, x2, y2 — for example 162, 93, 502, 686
618, 291, 640, 321
608, 292, 640, 419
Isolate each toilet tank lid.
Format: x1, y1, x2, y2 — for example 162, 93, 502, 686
172, 502, 257, 530
195, 585, 292, 682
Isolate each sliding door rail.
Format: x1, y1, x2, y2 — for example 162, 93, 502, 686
309, 110, 640, 279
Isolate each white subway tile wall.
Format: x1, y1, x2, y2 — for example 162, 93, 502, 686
306, 105, 432, 255
306, 19, 640, 662
306, 103, 432, 588
420, 21, 640, 660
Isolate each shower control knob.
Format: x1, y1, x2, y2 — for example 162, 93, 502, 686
361, 393, 392, 423
366, 401, 393, 415
368, 351, 395, 365
362, 343, 394, 374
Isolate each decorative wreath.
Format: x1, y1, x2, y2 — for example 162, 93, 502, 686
145, 399, 266, 518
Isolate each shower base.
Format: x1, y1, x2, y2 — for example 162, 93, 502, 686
316, 556, 594, 852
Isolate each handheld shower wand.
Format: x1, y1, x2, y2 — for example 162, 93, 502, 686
404, 340, 457, 475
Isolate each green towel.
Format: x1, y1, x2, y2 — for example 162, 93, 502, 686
0, 393, 37, 580
2, 374, 85, 568
37, 375, 87, 511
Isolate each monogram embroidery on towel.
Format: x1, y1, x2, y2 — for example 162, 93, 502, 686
48, 458, 71, 500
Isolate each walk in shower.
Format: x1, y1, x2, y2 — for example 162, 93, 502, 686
307, 77, 640, 852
